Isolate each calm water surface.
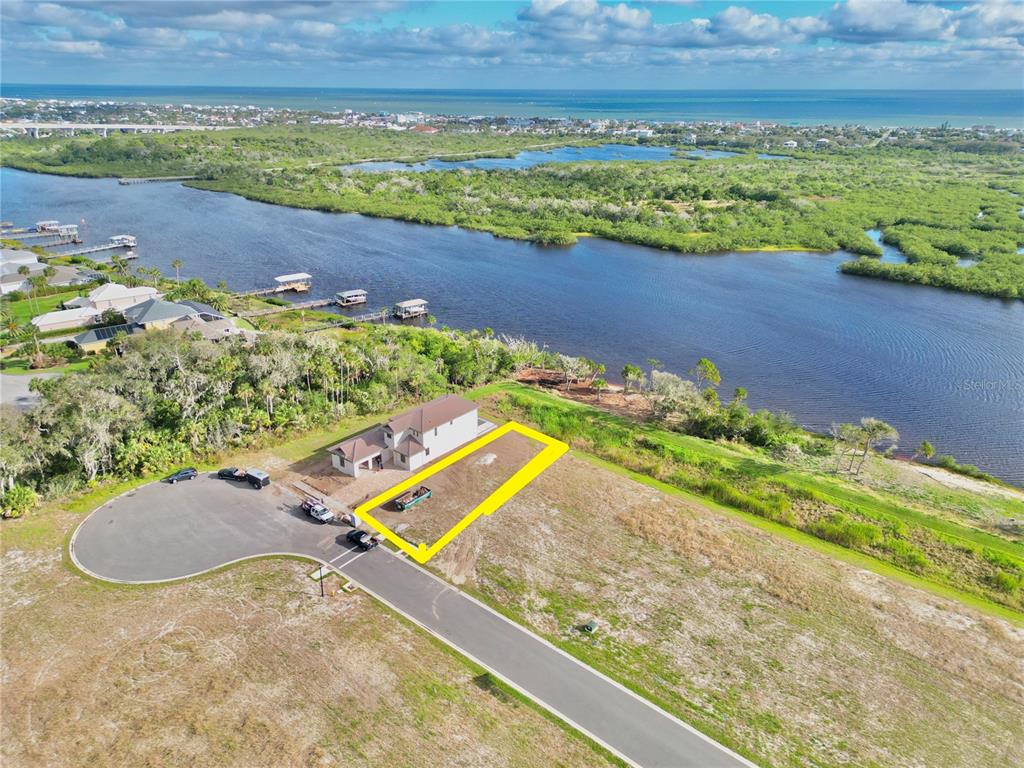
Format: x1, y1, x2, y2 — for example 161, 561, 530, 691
3, 168, 1022, 483
5, 85, 1021, 127
342, 143, 678, 172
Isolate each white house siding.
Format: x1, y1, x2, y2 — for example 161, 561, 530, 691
331, 453, 347, 474
420, 409, 478, 461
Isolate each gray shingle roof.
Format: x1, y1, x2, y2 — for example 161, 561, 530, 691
123, 298, 199, 325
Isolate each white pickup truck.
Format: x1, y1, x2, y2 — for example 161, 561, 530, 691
301, 498, 335, 524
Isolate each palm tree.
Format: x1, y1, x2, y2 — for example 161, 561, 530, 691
171, 258, 183, 284
258, 379, 276, 417
621, 363, 644, 393
235, 381, 254, 409
110, 255, 128, 278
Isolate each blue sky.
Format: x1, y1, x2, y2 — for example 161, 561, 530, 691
1, 1, 1022, 90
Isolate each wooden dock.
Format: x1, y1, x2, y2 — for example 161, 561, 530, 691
6, 230, 79, 243
240, 298, 337, 318
48, 242, 132, 257
301, 310, 389, 332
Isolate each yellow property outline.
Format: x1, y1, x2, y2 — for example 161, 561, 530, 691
352, 421, 568, 564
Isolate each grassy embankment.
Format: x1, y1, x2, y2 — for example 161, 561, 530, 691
471, 382, 1024, 621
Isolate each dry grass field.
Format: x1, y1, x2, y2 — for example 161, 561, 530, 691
423, 451, 1024, 768
0, 504, 614, 768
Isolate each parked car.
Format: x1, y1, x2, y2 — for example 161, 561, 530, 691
167, 467, 198, 484
245, 469, 271, 490
302, 498, 335, 524
346, 529, 379, 551
217, 467, 246, 481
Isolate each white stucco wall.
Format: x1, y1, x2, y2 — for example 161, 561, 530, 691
420, 409, 478, 460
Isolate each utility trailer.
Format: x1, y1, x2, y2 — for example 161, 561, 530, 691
395, 486, 432, 511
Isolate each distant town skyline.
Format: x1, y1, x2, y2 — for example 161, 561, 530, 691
2, 1, 1022, 91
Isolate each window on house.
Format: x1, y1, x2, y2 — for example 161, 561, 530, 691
434, 428, 438, 436
426, 448, 431, 456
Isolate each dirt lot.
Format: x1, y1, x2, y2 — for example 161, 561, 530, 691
1, 508, 613, 768
424, 451, 1024, 768
266, 429, 544, 560
378, 431, 544, 546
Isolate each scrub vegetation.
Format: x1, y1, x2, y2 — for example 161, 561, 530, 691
4, 127, 1022, 298
477, 384, 1024, 617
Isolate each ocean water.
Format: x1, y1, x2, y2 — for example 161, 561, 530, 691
3, 167, 1022, 483
2, 85, 1021, 128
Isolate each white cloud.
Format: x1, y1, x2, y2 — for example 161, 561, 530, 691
293, 20, 338, 39
827, 0, 955, 42
1, 0, 1021, 85
954, 0, 1024, 41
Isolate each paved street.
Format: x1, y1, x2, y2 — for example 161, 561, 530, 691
72, 475, 754, 768
0, 372, 57, 409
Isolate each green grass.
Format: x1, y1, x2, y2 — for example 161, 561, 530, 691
2, 289, 83, 323
0, 356, 90, 375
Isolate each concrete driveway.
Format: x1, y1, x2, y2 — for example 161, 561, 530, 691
72, 475, 755, 768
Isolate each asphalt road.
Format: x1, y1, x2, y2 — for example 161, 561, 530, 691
0, 372, 57, 409
72, 475, 755, 768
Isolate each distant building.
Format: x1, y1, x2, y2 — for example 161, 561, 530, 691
329, 394, 480, 478
410, 125, 439, 134
783, 140, 798, 149
815, 138, 830, 148
0, 248, 91, 295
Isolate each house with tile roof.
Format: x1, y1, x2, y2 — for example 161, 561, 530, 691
328, 394, 480, 478
64, 282, 162, 312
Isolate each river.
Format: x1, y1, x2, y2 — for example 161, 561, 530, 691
3, 167, 1023, 484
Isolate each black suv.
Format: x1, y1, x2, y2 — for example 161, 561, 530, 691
167, 467, 198, 484
217, 467, 246, 481
346, 529, 379, 551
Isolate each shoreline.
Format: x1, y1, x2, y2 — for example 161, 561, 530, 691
4, 165, 1019, 483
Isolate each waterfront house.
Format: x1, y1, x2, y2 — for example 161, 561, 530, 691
170, 316, 256, 343
72, 323, 146, 353
783, 140, 798, 149
123, 298, 199, 330
1, 248, 89, 295
328, 394, 479, 478
64, 282, 162, 312
31, 306, 103, 333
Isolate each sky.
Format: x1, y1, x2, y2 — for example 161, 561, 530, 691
1, 0, 1022, 90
